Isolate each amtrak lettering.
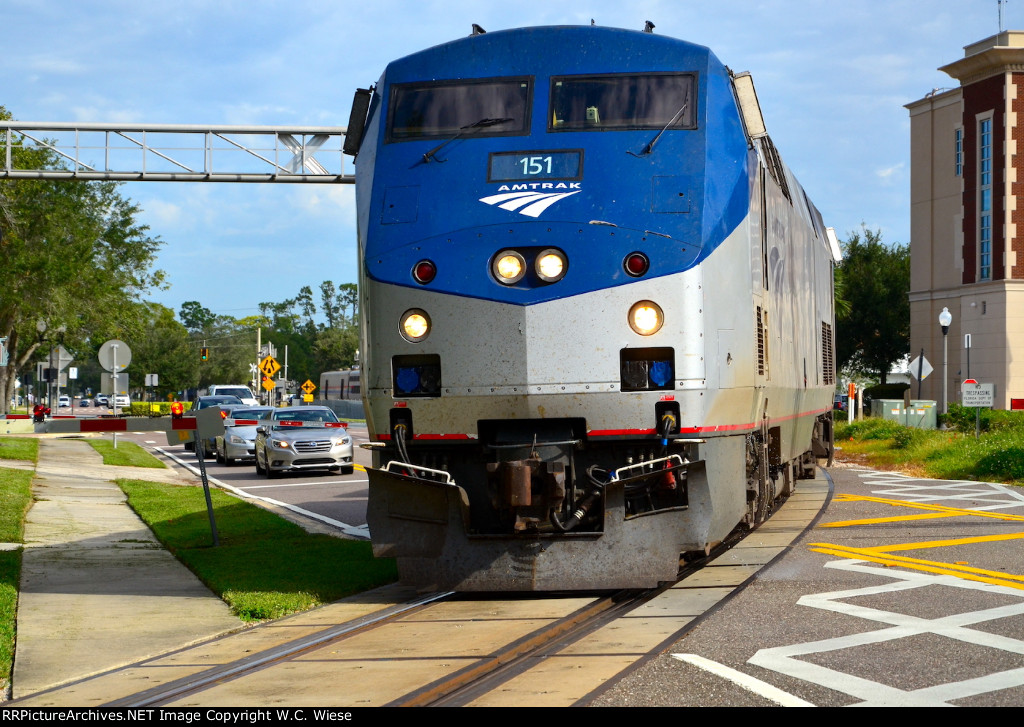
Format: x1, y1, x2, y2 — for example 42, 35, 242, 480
479, 184, 581, 217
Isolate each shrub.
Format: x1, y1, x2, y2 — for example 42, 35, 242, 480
127, 402, 193, 417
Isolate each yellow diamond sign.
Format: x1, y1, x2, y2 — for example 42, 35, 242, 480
261, 377, 277, 392
301, 379, 316, 394
259, 356, 280, 377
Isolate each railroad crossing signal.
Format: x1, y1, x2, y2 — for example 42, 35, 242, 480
259, 355, 280, 377
301, 379, 316, 394
200, 347, 209, 361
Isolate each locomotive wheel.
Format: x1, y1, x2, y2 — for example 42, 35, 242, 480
744, 433, 773, 527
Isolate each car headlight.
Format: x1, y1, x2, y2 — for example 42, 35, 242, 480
271, 440, 291, 449
228, 435, 246, 444
400, 309, 431, 342
492, 250, 526, 284
332, 437, 351, 446
629, 301, 664, 336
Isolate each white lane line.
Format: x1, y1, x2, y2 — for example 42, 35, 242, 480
671, 654, 815, 707
243, 479, 369, 490
152, 447, 370, 540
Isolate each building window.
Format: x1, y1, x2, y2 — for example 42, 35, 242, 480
955, 128, 963, 176
979, 117, 992, 281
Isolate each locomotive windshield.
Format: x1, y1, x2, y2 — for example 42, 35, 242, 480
387, 77, 532, 141
549, 73, 696, 131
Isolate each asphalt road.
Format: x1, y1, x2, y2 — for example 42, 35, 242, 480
111, 420, 374, 539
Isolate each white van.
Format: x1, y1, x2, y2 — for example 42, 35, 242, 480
207, 385, 258, 406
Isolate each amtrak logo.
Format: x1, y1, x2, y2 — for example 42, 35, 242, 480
480, 183, 581, 218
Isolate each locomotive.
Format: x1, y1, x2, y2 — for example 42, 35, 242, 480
344, 24, 838, 591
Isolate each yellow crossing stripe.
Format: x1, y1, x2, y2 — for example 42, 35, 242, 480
820, 494, 1024, 527
809, 540, 1024, 590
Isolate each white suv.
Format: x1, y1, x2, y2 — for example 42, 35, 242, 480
114, 395, 131, 407
208, 385, 258, 406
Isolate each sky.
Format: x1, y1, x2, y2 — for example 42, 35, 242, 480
2, 0, 1016, 321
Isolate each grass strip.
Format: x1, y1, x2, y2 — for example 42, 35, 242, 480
0, 550, 20, 692
0, 466, 31, 692
88, 439, 166, 468
836, 418, 1024, 485
117, 479, 397, 621
0, 438, 37, 463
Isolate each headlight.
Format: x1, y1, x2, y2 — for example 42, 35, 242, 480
400, 309, 431, 342
271, 440, 291, 449
332, 437, 351, 446
228, 435, 246, 444
535, 249, 567, 283
628, 301, 664, 336
492, 251, 526, 284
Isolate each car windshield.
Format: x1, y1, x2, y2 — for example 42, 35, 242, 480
230, 408, 272, 421
269, 408, 339, 425
216, 388, 251, 399
197, 397, 242, 408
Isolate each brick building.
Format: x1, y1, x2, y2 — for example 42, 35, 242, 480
907, 31, 1024, 410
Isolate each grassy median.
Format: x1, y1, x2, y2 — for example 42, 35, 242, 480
835, 406, 1024, 485
117, 478, 397, 621
88, 438, 167, 468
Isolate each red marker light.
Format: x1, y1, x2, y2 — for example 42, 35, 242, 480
624, 252, 649, 277
413, 260, 437, 284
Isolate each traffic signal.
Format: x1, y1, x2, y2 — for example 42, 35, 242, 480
200, 347, 209, 361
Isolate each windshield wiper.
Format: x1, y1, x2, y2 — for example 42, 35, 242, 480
422, 117, 514, 163
628, 92, 690, 158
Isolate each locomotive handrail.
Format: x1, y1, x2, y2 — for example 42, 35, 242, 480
383, 461, 455, 485
609, 454, 687, 483
485, 439, 581, 450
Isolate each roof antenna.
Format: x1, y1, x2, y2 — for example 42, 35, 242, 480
471, 24, 486, 35
643, 20, 655, 33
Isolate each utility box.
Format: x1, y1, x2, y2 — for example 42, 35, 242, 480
871, 399, 937, 429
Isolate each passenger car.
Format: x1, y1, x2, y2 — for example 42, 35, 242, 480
114, 394, 131, 408
254, 406, 353, 477
58, 395, 71, 407
183, 395, 244, 453
215, 406, 274, 465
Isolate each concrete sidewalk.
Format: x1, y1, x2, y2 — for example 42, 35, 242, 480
11, 438, 243, 699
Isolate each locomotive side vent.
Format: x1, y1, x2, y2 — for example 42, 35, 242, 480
756, 307, 766, 377
821, 321, 835, 386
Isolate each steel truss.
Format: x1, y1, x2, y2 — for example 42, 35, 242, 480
0, 122, 352, 183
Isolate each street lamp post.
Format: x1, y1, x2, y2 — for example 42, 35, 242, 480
939, 307, 952, 414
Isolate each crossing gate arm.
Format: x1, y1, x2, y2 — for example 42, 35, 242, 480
1, 122, 354, 183
37, 417, 199, 434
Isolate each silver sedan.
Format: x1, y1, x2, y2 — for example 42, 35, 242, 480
215, 407, 274, 465
254, 406, 354, 478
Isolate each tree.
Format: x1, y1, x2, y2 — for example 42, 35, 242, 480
0, 107, 164, 413
130, 303, 199, 399
835, 226, 910, 383
179, 301, 216, 333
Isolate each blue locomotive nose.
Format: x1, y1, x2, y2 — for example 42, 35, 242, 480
356, 24, 837, 592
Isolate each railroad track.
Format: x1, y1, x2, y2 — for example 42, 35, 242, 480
94, 533, 742, 708
12, 478, 821, 708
